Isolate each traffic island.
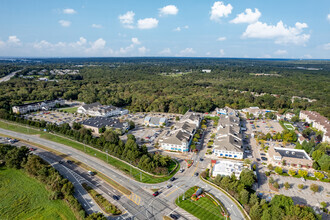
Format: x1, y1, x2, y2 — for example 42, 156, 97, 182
175, 186, 227, 220
82, 183, 122, 215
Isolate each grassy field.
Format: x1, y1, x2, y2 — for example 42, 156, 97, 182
279, 120, 295, 131
59, 107, 78, 113
0, 167, 76, 220
175, 187, 225, 220
0, 120, 179, 183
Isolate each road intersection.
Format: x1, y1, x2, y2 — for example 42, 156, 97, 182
0, 127, 245, 220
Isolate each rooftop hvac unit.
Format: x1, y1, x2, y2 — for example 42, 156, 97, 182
286, 151, 289, 154
292, 152, 295, 155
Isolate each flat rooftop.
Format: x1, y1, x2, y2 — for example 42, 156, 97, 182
274, 147, 311, 160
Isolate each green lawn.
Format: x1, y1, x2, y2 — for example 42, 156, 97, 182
0, 120, 179, 184
0, 167, 76, 220
59, 107, 78, 113
176, 187, 225, 220
279, 120, 295, 131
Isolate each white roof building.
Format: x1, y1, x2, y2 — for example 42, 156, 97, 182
212, 160, 244, 178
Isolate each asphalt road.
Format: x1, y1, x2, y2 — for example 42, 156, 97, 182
0, 69, 22, 83
0, 127, 245, 220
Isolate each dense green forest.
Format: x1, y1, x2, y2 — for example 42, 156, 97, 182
0, 58, 329, 118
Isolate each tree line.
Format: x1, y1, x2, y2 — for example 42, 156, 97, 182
0, 59, 329, 119
0, 111, 172, 175
0, 144, 107, 220
207, 169, 320, 220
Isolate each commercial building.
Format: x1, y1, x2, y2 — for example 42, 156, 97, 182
211, 159, 244, 179
299, 110, 330, 143
81, 117, 129, 135
12, 99, 65, 114
159, 110, 202, 152
213, 109, 244, 159
242, 107, 275, 118
77, 102, 128, 117
215, 106, 239, 116
268, 146, 313, 168
144, 116, 167, 127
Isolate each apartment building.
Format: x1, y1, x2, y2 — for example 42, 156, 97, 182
299, 110, 330, 143
77, 102, 128, 117
12, 99, 65, 114
159, 110, 202, 152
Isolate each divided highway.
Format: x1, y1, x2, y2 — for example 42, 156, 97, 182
0, 127, 245, 220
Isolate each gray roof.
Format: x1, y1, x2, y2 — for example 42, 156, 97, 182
180, 110, 202, 123
144, 116, 167, 125
161, 130, 191, 145
214, 135, 243, 153
274, 148, 311, 160
81, 102, 102, 110
81, 117, 127, 129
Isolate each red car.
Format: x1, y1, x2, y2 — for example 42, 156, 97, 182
29, 147, 36, 151
153, 191, 159, 197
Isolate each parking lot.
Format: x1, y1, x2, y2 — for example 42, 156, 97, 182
248, 119, 283, 135
271, 175, 330, 207
25, 110, 88, 126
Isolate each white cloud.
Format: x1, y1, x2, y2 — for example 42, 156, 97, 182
173, 25, 188, 32
242, 21, 310, 45
159, 5, 178, 16
274, 49, 287, 55
138, 46, 148, 54
159, 48, 171, 55
75, 37, 87, 46
174, 27, 181, 32
89, 38, 106, 50
63, 8, 76, 14
91, 24, 103, 28
0, 40, 5, 47
230, 8, 261, 24
119, 11, 135, 29
219, 49, 225, 56
303, 54, 312, 59
59, 20, 71, 27
7, 36, 21, 45
323, 43, 330, 50
210, 1, 233, 22
217, 37, 226, 41
33, 40, 52, 49
327, 14, 330, 22
131, 37, 141, 45
137, 18, 158, 29
178, 48, 196, 56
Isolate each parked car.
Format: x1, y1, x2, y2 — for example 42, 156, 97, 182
180, 169, 185, 173
199, 158, 204, 161
88, 171, 95, 176
58, 160, 63, 164
169, 214, 178, 220
29, 147, 36, 151
167, 184, 172, 189
66, 160, 73, 164
112, 195, 120, 201
194, 172, 199, 176
170, 177, 176, 182
153, 191, 159, 197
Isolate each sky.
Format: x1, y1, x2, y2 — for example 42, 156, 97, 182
0, 0, 329, 58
